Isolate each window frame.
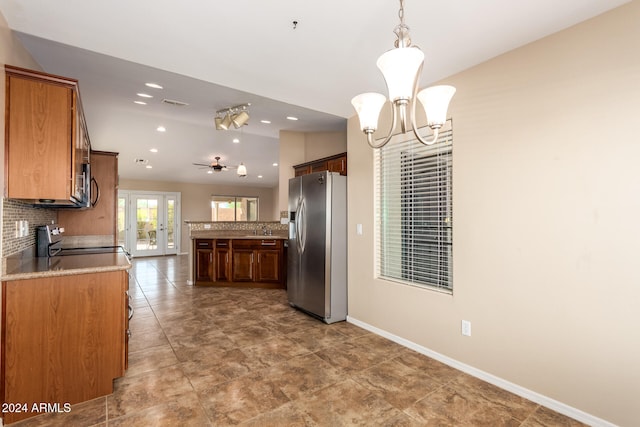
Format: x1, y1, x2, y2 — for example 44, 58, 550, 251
374, 120, 453, 293
210, 195, 259, 222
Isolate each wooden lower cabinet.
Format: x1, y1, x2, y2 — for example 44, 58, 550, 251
194, 239, 213, 282
194, 238, 284, 288
1, 270, 128, 424
214, 240, 231, 282
256, 249, 281, 282
232, 249, 255, 281
215, 248, 231, 281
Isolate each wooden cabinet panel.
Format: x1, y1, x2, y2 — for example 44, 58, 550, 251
257, 250, 281, 282
215, 248, 231, 281
294, 165, 310, 176
293, 152, 347, 177
58, 151, 118, 238
4, 65, 90, 204
311, 161, 327, 173
327, 155, 347, 175
5, 74, 73, 200
194, 238, 284, 287
232, 249, 255, 281
195, 243, 213, 283
1, 270, 127, 424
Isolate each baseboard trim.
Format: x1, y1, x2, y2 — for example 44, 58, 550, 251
346, 315, 617, 427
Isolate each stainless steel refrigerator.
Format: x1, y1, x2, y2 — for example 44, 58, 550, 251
288, 171, 347, 323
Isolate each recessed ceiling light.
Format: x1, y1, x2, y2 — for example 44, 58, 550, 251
286, 116, 298, 121
137, 93, 153, 98
272, 163, 278, 167
157, 126, 166, 132
145, 82, 163, 89
150, 148, 158, 153
258, 175, 263, 179
232, 138, 240, 143
146, 165, 153, 169
260, 120, 271, 124
134, 101, 147, 105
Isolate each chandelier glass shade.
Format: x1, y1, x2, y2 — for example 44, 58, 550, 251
237, 163, 247, 177
351, 0, 455, 149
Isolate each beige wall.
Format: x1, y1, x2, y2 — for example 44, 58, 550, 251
347, 3, 640, 426
0, 11, 43, 255
119, 179, 278, 253
0, 12, 41, 189
278, 130, 346, 213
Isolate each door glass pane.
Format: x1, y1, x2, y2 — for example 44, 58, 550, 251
136, 198, 158, 250
117, 197, 127, 248
166, 199, 175, 249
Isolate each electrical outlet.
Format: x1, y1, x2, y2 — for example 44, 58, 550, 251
461, 320, 472, 337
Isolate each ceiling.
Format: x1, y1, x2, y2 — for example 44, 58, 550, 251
0, 0, 629, 187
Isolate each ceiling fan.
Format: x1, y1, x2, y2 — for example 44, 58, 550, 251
193, 156, 233, 172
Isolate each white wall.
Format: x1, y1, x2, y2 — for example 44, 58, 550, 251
347, 2, 640, 426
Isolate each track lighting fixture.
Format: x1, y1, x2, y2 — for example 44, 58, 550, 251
214, 103, 250, 130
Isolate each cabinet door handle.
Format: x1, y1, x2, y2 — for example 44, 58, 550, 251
261, 240, 277, 246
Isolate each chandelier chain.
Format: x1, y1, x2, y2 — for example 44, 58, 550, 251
394, 0, 411, 48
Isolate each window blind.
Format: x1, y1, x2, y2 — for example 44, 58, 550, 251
374, 122, 453, 292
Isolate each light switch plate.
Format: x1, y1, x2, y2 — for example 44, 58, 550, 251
461, 320, 472, 337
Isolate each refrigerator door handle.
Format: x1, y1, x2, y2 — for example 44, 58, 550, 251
294, 198, 302, 254
298, 197, 307, 254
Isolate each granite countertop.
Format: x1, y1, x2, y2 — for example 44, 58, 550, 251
1, 252, 131, 282
190, 230, 288, 240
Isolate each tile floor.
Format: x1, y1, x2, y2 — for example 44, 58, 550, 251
10, 255, 587, 426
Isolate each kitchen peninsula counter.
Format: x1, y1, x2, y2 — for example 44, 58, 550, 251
1, 250, 131, 424
190, 230, 287, 240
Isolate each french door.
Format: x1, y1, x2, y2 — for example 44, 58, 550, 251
118, 190, 180, 257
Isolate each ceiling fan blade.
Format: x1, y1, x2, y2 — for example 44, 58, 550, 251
192, 162, 211, 167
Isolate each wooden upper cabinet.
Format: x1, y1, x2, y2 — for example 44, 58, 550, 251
327, 156, 347, 175
4, 65, 89, 202
293, 152, 347, 177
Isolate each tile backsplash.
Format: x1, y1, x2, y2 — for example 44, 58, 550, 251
2, 198, 57, 257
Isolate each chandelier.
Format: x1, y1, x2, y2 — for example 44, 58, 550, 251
351, 0, 456, 149
214, 103, 250, 130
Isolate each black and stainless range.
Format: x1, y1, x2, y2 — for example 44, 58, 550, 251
36, 224, 129, 258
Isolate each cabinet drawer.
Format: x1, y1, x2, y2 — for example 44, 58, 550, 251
233, 239, 282, 249
215, 239, 230, 248
259, 239, 282, 248
195, 239, 213, 249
